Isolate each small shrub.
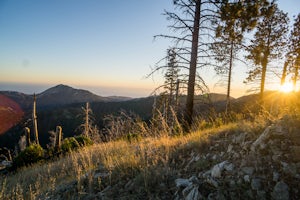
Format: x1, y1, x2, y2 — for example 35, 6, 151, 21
13, 144, 44, 168
61, 137, 80, 153
75, 135, 93, 146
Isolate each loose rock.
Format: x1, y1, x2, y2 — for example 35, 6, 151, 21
271, 181, 289, 200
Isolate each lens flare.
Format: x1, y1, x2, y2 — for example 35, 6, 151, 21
279, 82, 294, 93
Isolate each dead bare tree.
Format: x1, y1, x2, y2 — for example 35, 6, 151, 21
155, 0, 222, 128
32, 94, 39, 145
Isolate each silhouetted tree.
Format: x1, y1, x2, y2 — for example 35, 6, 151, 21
212, 0, 262, 113
149, 48, 182, 119
155, 0, 223, 127
32, 94, 39, 145
245, 1, 289, 102
289, 14, 300, 90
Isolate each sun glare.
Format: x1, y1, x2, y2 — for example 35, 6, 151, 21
279, 82, 294, 93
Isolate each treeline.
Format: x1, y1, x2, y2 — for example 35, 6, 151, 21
149, 0, 300, 127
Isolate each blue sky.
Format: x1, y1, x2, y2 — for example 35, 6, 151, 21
0, 0, 299, 97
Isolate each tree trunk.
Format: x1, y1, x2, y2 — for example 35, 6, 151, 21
226, 41, 234, 114
175, 79, 180, 112
56, 126, 62, 151
25, 127, 31, 147
85, 102, 89, 137
280, 60, 288, 85
32, 94, 39, 145
185, 0, 201, 127
260, 56, 268, 105
293, 55, 300, 91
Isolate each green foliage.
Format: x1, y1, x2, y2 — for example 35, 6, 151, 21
245, 2, 289, 81
74, 135, 93, 146
61, 137, 80, 153
61, 136, 93, 153
13, 144, 44, 168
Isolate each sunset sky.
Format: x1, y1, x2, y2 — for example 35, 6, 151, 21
0, 0, 299, 97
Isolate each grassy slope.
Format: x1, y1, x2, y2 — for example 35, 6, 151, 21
0, 119, 267, 199
1, 92, 300, 199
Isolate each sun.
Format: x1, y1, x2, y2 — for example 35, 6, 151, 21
279, 82, 294, 93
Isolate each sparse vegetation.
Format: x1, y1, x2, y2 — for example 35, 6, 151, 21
2, 99, 298, 198
0, 0, 299, 199
12, 144, 44, 169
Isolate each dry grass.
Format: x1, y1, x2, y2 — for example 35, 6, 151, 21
0, 121, 245, 199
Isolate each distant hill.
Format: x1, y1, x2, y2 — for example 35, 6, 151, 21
0, 84, 131, 110
37, 84, 130, 107
0, 91, 33, 110
0, 94, 24, 135
36, 84, 105, 107
0, 84, 241, 149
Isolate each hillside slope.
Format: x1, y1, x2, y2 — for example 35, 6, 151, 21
1, 115, 299, 199
0, 94, 24, 135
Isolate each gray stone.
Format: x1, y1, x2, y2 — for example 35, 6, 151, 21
227, 144, 233, 153
94, 172, 110, 179
224, 163, 234, 172
242, 167, 255, 175
205, 177, 219, 188
273, 172, 280, 182
211, 161, 229, 178
281, 162, 297, 176
233, 152, 240, 159
251, 125, 273, 151
220, 152, 225, 157
244, 175, 250, 183
188, 176, 199, 184
272, 181, 289, 200
202, 170, 211, 178
0, 160, 12, 167
194, 154, 200, 162
212, 154, 217, 160
251, 178, 262, 190
186, 186, 201, 200
175, 178, 191, 188
256, 190, 266, 200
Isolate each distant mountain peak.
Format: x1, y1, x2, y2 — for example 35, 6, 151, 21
40, 84, 74, 94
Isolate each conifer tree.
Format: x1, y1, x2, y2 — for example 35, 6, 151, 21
212, 0, 261, 113
289, 14, 300, 90
245, 1, 289, 102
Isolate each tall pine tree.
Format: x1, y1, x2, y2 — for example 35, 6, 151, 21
245, 1, 289, 102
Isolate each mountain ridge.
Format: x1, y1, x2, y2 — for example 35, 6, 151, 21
0, 84, 132, 109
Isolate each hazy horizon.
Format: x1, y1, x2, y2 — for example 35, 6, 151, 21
0, 81, 257, 99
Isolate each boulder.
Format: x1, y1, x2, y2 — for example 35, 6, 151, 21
251, 178, 262, 190
271, 181, 289, 200
175, 178, 192, 188
183, 185, 202, 200
251, 125, 272, 151
241, 167, 255, 175
211, 161, 229, 178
